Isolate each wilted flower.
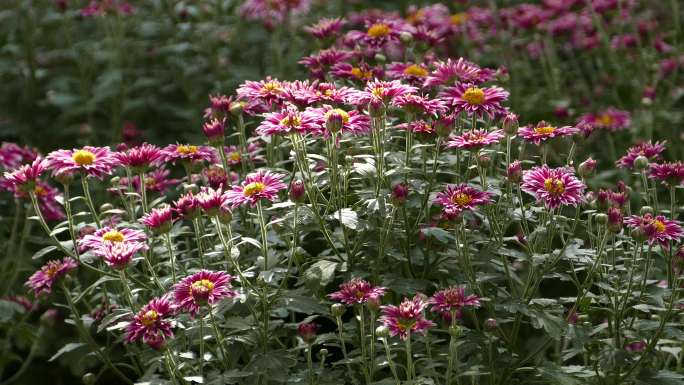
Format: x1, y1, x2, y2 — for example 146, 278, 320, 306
224, 170, 286, 208
45, 146, 118, 179
521, 166, 585, 209
126, 297, 174, 349
173, 270, 237, 316
26, 257, 78, 296
624, 213, 683, 246
518, 121, 579, 145
328, 278, 386, 305
380, 295, 435, 340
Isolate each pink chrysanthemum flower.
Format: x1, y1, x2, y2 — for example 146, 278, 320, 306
310, 83, 355, 104
224, 171, 286, 208
25, 257, 78, 296
428, 286, 481, 317
304, 105, 371, 136
0, 142, 39, 169
196, 186, 228, 216
236, 77, 285, 110
204, 94, 233, 120
518, 121, 579, 145
347, 19, 411, 48
328, 278, 387, 305
3, 158, 46, 191
380, 295, 436, 340
101, 241, 140, 269
447, 129, 505, 149
649, 162, 684, 186
299, 49, 355, 77
434, 184, 492, 219
161, 144, 216, 165
114, 143, 163, 171
280, 80, 321, 108
140, 205, 174, 233
80, 227, 147, 254
304, 17, 345, 39
126, 297, 174, 349
521, 166, 585, 209
139, 168, 179, 194
173, 270, 237, 316
256, 105, 320, 136
386, 62, 430, 86
578, 107, 631, 131
439, 82, 509, 118
625, 213, 683, 246
330, 62, 381, 82
45, 146, 118, 179
392, 94, 447, 116
202, 118, 226, 143
346, 80, 417, 106
223, 145, 243, 167
616, 141, 666, 169
395, 120, 436, 135
174, 191, 201, 219
423, 58, 484, 88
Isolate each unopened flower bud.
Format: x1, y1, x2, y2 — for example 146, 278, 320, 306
324, 109, 347, 134
507, 161, 522, 184
368, 101, 385, 117
184, 183, 199, 194
298, 322, 318, 344
331, 303, 346, 317
100, 203, 114, 213
82, 373, 97, 385
434, 116, 454, 138
217, 208, 233, 224
374, 53, 387, 63
229, 101, 245, 116
631, 227, 647, 243
634, 155, 649, 170
289, 180, 306, 203
578, 158, 597, 178
640, 206, 654, 215
448, 325, 461, 337
391, 182, 409, 205
607, 207, 623, 233
595, 213, 608, 226
40, 308, 60, 327
375, 325, 389, 338
485, 318, 497, 330
318, 348, 329, 359
478, 154, 491, 168
502, 112, 519, 135
202, 119, 226, 145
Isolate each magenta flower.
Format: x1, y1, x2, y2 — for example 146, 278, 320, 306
256, 105, 320, 136
578, 107, 631, 131
45, 146, 117, 179
224, 171, 286, 208
392, 94, 447, 116
518, 121, 579, 145
196, 186, 228, 216
114, 143, 163, 171
304, 106, 371, 136
3, 158, 46, 191
380, 295, 436, 340
138, 168, 179, 194
0, 142, 39, 170
80, 227, 147, 254
173, 270, 237, 316
161, 144, 217, 165
386, 62, 430, 85
202, 118, 226, 143
396, 120, 436, 135
25, 257, 78, 296
328, 278, 386, 305
428, 286, 481, 317
330, 62, 380, 82
140, 205, 174, 233
204, 94, 233, 120
236, 77, 285, 110
447, 129, 504, 149
423, 58, 486, 88
616, 141, 666, 169
346, 80, 416, 107
304, 17, 345, 39
521, 166, 585, 209
174, 191, 201, 219
346, 19, 410, 48
101, 241, 140, 269
649, 162, 684, 186
434, 184, 492, 219
625, 214, 683, 246
439, 82, 509, 118
126, 297, 174, 349
298, 322, 319, 344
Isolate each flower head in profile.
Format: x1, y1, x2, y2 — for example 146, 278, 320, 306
236, 77, 285, 110
26, 257, 78, 296
447, 129, 504, 149
304, 17, 345, 39
298, 322, 319, 344
380, 295, 436, 340
518, 121, 579, 145
347, 80, 416, 107
521, 166, 585, 209
328, 278, 386, 305
616, 141, 666, 169
45, 146, 118, 179
578, 107, 630, 131
649, 162, 684, 186
161, 144, 217, 165
173, 270, 237, 316
625, 213, 683, 246
428, 286, 481, 317
224, 170, 286, 207
80, 227, 147, 254
305, 106, 371, 136
392, 94, 447, 116
174, 191, 201, 219
3, 158, 46, 191
126, 297, 174, 349
140, 205, 175, 234
439, 82, 509, 118
196, 186, 228, 216
256, 105, 320, 136
114, 143, 163, 171
423, 58, 489, 88
434, 184, 492, 219
101, 241, 141, 269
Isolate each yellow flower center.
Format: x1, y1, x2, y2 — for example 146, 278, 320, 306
462, 87, 485, 105
141, 310, 158, 326
191, 279, 215, 294
324, 109, 350, 124
261, 81, 282, 94
452, 193, 473, 206
534, 126, 556, 135
102, 230, 125, 243
71, 149, 96, 166
229, 152, 241, 162
367, 23, 391, 38
371, 87, 386, 99
598, 114, 614, 127
243, 182, 266, 197
653, 220, 666, 233
176, 145, 198, 155
34, 186, 46, 196
350, 67, 372, 80
44, 265, 59, 279
280, 115, 302, 128
543, 178, 565, 195
450, 13, 468, 25
145, 177, 155, 187
403, 64, 428, 77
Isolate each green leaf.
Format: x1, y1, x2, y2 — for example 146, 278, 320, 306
303, 260, 338, 286
32, 245, 57, 260
48, 342, 87, 362
333, 208, 358, 230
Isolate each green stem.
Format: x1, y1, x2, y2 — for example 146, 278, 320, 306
119, 269, 134, 308
198, 316, 204, 379
336, 316, 359, 385
139, 172, 148, 215
381, 336, 401, 385
81, 176, 101, 228
209, 309, 228, 369
307, 345, 315, 385
256, 200, 270, 270
405, 333, 414, 380
164, 233, 177, 284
